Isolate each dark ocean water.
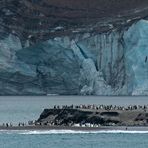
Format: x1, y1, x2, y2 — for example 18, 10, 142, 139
0, 130, 148, 148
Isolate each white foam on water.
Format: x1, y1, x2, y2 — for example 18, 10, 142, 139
97, 130, 148, 134
1, 130, 148, 135
21, 130, 91, 135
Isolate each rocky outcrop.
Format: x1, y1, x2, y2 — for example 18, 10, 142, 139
37, 108, 120, 126
37, 108, 148, 126
0, 0, 148, 95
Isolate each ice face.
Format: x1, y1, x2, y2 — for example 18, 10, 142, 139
77, 20, 148, 95
124, 20, 148, 95
0, 19, 148, 95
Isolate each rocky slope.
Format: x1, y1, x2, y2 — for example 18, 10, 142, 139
0, 0, 148, 95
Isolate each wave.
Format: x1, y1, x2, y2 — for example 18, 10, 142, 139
1, 130, 148, 135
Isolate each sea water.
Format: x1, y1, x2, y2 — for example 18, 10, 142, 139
0, 96, 148, 148
0, 130, 148, 148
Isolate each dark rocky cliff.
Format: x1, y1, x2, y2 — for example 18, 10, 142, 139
0, 0, 148, 95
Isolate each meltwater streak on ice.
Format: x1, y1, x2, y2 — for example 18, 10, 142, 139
1, 130, 148, 135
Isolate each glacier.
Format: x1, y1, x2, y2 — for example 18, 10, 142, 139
124, 20, 148, 95
0, 19, 148, 95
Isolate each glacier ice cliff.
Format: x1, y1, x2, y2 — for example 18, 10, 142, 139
0, 18, 148, 95
124, 20, 148, 95
1, 0, 148, 95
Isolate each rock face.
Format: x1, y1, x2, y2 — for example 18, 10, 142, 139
38, 108, 120, 126
37, 108, 148, 126
0, 0, 148, 95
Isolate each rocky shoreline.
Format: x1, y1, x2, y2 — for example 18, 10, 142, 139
1, 125, 148, 132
